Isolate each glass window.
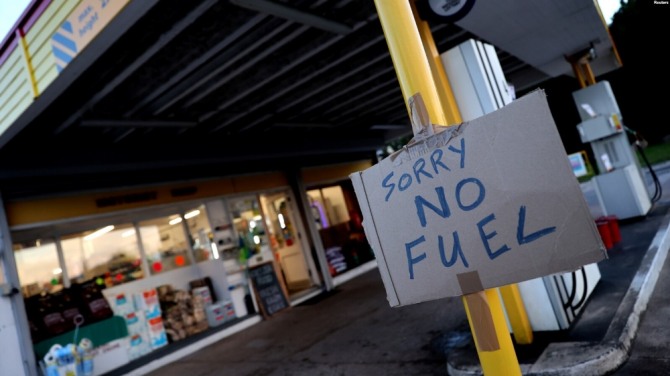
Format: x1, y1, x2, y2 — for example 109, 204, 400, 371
230, 197, 267, 258
139, 214, 192, 274
308, 182, 373, 276
61, 224, 143, 287
184, 205, 216, 262
13, 239, 62, 297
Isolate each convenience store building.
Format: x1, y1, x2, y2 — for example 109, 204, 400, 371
0, 1, 620, 374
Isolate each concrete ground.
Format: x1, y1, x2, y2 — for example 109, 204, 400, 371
144, 269, 467, 376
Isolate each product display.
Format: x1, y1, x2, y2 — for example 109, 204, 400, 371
157, 285, 209, 342
41, 338, 94, 376
134, 289, 168, 350
25, 280, 114, 344
205, 300, 236, 327
110, 292, 155, 359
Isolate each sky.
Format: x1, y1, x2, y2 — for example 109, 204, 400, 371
0, 0, 623, 45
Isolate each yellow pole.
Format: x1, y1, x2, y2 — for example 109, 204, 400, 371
16, 29, 39, 98
499, 284, 533, 344
410, 1, 533, 346
581, 62, 597, 86
410, 0, 461, 126
373, 0, 447, 126
571, 61, 587, 89
463, 289, 524, 375
374, 1, 521, 375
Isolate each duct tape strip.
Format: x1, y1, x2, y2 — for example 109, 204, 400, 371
458, 271, 500, 352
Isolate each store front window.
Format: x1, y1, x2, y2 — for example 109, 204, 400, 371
13, 239, 61, 297
184, 205, 216, 262
61, 223, 143, 287
139, 214, 192, 274
229, 197, 267, 260
307, 181, 373, 277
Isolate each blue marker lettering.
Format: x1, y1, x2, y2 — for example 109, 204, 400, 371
414, 187, 451, 227
455, 177, 485, 211
477, 213, 511, 260
382, 172, 395, 202
517, 205, 556, 245
398, 173, 412, 191
430, 148, 450, 175
439, 231, 469, 268
413, 158, 433, 184
448, 138, 466, 169
405, 236, 427, 280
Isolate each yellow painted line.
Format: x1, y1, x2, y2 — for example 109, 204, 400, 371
17, 30, 39, 98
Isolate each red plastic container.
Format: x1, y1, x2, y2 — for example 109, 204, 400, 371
607, 215, 622, 244
596, 219, 613, 249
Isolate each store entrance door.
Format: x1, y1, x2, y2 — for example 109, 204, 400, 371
259, 192, 314, 295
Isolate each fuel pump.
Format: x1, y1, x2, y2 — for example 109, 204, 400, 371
572, 81, 652, 219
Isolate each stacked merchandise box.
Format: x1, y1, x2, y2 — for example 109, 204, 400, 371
191, 286, 213, 306
109, 293, 153, 360
157, 285, 209, 343
133, 289, 169, 351
205, 300, 236, 328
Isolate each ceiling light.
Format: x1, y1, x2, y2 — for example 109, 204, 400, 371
84, 225, 115, 240
169, 217, 183, 225
184, 210, 201, 219
122, 229, 136, 238
211, 242, 220, 260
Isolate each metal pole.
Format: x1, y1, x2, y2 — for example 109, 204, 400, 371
373, 1, 521, 374
0, 192, 38, 375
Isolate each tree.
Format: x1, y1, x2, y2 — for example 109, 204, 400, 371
604, 0, 670, 143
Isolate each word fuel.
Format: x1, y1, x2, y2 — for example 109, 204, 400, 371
379, 138, 556, 280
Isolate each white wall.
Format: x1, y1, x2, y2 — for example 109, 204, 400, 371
0, 261, 28, 375
103, 260, 231, 307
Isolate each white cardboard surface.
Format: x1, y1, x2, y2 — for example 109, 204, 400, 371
350, 91, 606, 307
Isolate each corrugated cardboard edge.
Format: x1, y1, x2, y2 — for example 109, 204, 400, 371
350, 171, 400, 307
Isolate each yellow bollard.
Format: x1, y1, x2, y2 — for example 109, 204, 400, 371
373, 1, 521, 374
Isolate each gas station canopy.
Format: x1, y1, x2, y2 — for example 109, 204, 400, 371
0, 0, 619, 199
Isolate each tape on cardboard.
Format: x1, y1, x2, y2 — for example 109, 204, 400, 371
457, 271, 484, 295
458, 271, 500, 352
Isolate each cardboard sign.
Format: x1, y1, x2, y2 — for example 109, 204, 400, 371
350, 91, 606, 307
